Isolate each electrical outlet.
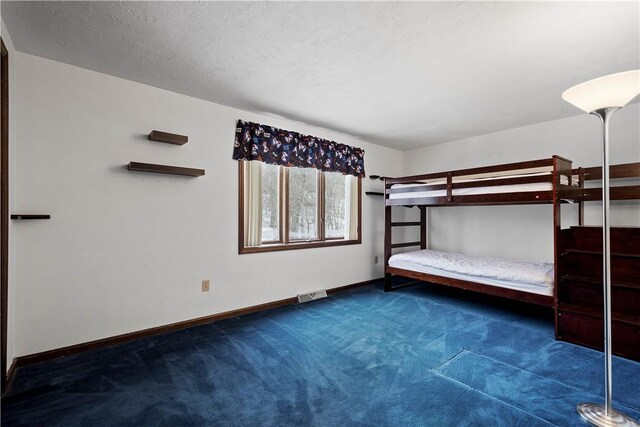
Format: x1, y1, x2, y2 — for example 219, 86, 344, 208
375, 256, 379, 264
202, 280, 210, 292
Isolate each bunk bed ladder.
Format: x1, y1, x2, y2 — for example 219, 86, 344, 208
384, 204, 427, 292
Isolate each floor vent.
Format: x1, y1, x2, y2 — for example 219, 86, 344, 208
297, 289, 328, 303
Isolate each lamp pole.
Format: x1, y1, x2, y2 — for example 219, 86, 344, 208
575, 106, 638, 427
562, 70, 639, 427
594, 107, 617, 416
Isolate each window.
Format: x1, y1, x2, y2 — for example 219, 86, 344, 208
239, 161, 361, 253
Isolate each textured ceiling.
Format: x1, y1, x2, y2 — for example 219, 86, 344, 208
2, 1, 639, 150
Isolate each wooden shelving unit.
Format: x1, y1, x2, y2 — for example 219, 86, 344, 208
11, 215, 50, 220
557, 226, 640, 361
127, 162, 205, 177
148, 130, 188, 145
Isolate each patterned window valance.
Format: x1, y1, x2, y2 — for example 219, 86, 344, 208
233, 120, 365, 178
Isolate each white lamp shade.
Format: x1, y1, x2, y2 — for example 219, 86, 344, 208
562, 70, 640, 112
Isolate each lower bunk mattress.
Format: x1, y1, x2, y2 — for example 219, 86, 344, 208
388, 249, 554, 296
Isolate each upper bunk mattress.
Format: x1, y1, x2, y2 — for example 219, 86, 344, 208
388, 249, 554, 296
388, 171, 576, 200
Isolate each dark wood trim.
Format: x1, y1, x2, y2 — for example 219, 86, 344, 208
11, 296, 293, 367
563, 249, 640, 259
420, 207, 427, 250
10, 298, 298, 367
128, 161, 205, 177
391, 221, 421, 227
577, 162, 640, 181
552, 156, 560, 336
240, 238, 360, 254
580, 186, 640, 201
553, 156, 572, 337
148, 130, 188, 145
1, 38, 8, 393
390, 241, 421, 249
386, 266, 554, 307
384, 206, 391, 269
577, 167, 585, 226
5, 359, 16, 391
318, 169, 325, 242
560, 274, 639, 290
10, 214, 50, 220
8, 278, 379, 373
383, 180, 392, 292
325, 277, 383, 295
558, 303, 638, 326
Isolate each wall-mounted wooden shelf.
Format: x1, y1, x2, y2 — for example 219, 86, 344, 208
11, 214, 50, 220
365, 191, 384, 196
148, 130, 188, 146
128, 162, 205, 177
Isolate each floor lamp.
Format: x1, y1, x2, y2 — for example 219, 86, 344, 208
562, 70, 640, 427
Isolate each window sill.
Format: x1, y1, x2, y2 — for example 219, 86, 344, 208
239, 238, 361, 254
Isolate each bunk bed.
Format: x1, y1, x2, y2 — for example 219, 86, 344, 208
383, 155, 577, 307
383, 156, 640, 358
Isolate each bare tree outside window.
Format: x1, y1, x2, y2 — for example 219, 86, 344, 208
289, 167, 318, 241
324, 172, 346, 238
261, 163, 279, 242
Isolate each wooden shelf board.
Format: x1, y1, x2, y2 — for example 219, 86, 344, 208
558, 303, 638, 325
148, 130, 188, 145
128, 162, 204, 177
560, 275, 639, 290
10, 214, 50, 220
562, 249, 640, 259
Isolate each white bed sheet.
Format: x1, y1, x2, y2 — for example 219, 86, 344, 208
388, 182, 553, 199
388, 259, 553, 296
388, 249, 554, 296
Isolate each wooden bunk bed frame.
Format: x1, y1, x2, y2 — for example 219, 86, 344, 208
384, 155, 574, 307
383, 156, 640, 307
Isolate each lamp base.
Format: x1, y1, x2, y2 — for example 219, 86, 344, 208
577, 403, 639, 427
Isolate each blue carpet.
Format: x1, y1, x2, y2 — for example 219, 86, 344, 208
2, 282, 639, 426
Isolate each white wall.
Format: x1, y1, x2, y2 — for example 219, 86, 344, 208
1, 18, 18, 373
403, 105, 640, 262
9, 52, 403, 357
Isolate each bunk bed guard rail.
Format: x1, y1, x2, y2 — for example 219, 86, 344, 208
384, 156, 574, 207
